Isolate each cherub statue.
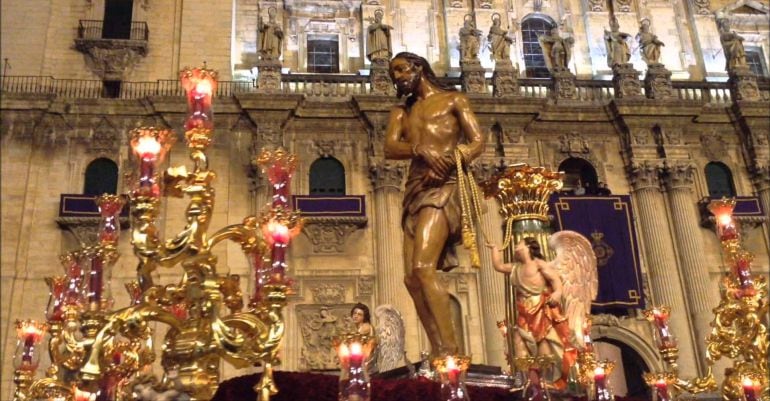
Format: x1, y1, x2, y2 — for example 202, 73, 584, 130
488, 231, 598, 389
538, 26, 574, 72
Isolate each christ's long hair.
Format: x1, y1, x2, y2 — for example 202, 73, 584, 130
391, 52, 456, 108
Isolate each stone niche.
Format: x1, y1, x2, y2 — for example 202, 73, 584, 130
284, 0, 363, 72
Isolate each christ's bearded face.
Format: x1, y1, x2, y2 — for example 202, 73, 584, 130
389, 57, 421, 98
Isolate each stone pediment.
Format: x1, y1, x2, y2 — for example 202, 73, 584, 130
718, 0, 769, 15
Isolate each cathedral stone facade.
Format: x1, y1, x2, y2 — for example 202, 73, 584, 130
1, 0, 768, 398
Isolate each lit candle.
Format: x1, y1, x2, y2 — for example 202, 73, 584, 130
338, 342, 350, 368
594, 366, 608, 401
652, 309, 674, 349
446, 356, 460, 384
269, 221, 290, 244
349, 341, 364, 368
74, 388, 96, 401
134, 135, 161, 196
716, 213, 738, 241
270, 242, 287, 284
742, 377, 758, 401
655, 378, 670, 401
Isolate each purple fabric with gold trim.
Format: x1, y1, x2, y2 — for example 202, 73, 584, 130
550, 195, 644, 312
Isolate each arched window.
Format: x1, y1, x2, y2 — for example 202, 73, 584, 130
558, 157, 598, 194
521, 15, 556, 78
84, 158, 119, 196
705, 162, 736, 198
309, 157, 345, 195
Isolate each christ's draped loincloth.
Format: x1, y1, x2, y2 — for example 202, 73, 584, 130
402, 159, 462, 272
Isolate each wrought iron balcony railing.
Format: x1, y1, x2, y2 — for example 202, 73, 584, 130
77, 20, 149, 41
1, 73, 768, 105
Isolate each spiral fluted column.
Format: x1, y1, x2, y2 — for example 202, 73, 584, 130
476, 198, 507, 367
369, 160, 420, 362
628, 162, 699, 377
663, 162, 717, 373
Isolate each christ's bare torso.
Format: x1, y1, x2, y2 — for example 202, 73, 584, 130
400, 92, 463, 153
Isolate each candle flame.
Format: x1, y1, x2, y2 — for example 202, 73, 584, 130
350, 341, 362, 356
195, 79, 213, 96
594, 366, 605, 376
446, 356, 457, 370
135, 136, 161, 156
717, 214, 732, 226
742, 376, 755, 387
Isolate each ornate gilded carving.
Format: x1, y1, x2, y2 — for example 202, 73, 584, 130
311, 283, 347, 304
301, 216, 367, 253
627, 161, 663, 191
298, 305, 351, 370
369, 161, 406, 190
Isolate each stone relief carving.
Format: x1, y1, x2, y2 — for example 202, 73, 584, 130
587, 0, 605, 11
369, 161, 407, 189
614, 0, 632, 12
302, 217, 367, 253
627, 161, 663, 191
74, 41, 147, 80
663, 128, 684, 145
358, 276, 375, 297
299, 305, 351, 370
662, 162, 696, 190
700, 131, 728, 161
630, 128, 652, 145
89, 118, 120, 155
311, 283, 347, 304
470, 158, 507, 182
559, 132, 590, 156
314, 140, 337, 157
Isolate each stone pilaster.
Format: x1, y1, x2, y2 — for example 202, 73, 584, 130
491, 60, 519, 98
551, 67, 576, 100
728, 66, 760, 102
644, 64, 675, 100
369, 160, 419, 362
751, 166, 770, 227
471, 160, 507, 366
627, 161, 699, 377
662, 162, 716, 373
461, 60, 487, 95
256, 59, 282, 93
370, 59, 395, 96
250, 121, 284, 212
612, 63, 644, 99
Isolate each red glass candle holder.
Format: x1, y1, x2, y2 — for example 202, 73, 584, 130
731, 251, 755, 294
433, 355, 471, 401
336, 336, 373, 401
180, 67, 218, 131
14, 320, 47, 372
60, 253, 85, 310
256, 147, 297, 209
129, 128, 176, 198
707, 198, 739, 242
96, 194, 125, 246
644, 307, 677, 350
45, 275, 68, 322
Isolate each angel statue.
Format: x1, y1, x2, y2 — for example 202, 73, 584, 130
374, 304, 407, 372
538, 26, 575, 72
488, 231, 598, 389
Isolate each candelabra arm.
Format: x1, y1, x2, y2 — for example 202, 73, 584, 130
673, 366, 718, 394
53, 325, 93, 371
80, 304, 182, 383
207, 217, 263, 254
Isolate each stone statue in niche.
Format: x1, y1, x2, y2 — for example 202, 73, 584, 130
258, 7, 283, 60
300, 306, 349, 370
488, 13, 514, 63
717, 18, 748, 71
636, 19, 665, 66
538, 26, 574, 72
458, 15, 482, 63
366, 9, 393, 63
604, 16, 632, 67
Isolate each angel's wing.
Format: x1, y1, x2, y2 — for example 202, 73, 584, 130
548, 230, 598, 349
538, 35, 554, 71
374, 305, 406, 372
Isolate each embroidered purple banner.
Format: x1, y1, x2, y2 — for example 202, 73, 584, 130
550, 195, 644, 311
292, 195, 366, 217
59, 194, 129, 217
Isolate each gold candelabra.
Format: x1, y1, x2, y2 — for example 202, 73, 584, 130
642, 198, 768, 401
12, 67, 299, 401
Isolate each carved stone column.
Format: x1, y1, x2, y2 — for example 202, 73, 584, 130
644, 64, 675, 100
472, 161, 507, 366
662, 162, 716, 372
751, 166, 770, 226
492, 60, 519, 98
370, 59, 395, 96
627, 161, 699, 377
728, 66, 760, 102
461, 59, 487, 95
612, 63, 644, 99
369, 160, 419, 361
551, 67, 577, 100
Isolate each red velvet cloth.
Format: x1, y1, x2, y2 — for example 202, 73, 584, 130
211, 371, 647, 401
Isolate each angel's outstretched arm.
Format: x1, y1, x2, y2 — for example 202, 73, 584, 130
486, 243, 512, 274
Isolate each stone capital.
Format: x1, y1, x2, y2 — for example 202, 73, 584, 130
369, 160, 407, 190
751, 165, 770, 192
662, 161, 696, 191
627, 161, 663, 191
